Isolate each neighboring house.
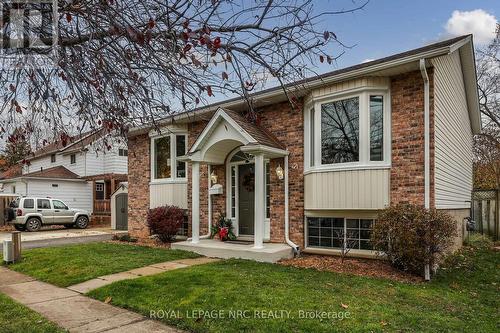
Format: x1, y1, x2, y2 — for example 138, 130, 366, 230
0, 129, 128, 223
127, 35, 480, 259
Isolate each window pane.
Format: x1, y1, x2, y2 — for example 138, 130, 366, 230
370, 95, 384, 161
53, 200, 67, 210
176, 135, 186, 178
155, 137, 171, 179
310, 108, 315, 167
321, 97, 359, 164
37, 199, 50, 209
231, 166, 236, 218
265, 162, 270, 218
23, 199, 34, 209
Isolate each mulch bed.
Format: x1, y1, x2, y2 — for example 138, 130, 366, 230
279, 254, 422, 283
108, 237, 173, 249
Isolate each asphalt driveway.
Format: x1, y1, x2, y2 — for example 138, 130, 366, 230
0, 227, 127, 252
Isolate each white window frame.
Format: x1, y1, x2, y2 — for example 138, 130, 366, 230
150, 132, 188, 184
304, 216, 377, 255
304, 87, 391, 173
225, 149, 271, 239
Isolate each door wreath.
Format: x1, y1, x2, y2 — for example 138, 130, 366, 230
242, 170, 255, 192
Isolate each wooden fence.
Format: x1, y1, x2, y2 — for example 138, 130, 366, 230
472, 190, 500, 240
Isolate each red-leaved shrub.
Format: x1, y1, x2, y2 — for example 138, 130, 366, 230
371, 204, 457, 276
147, 205, 185, 242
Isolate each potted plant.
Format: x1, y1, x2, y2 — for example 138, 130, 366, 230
211, 213, 236, 241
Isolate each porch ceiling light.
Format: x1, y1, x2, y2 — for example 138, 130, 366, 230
276, 164, 284, 180
210, 171, 218, 185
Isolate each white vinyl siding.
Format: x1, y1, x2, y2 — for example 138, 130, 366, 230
22, 180, 92, 212
150, 183, 188, 209
431, 52, 473, 209
304, 169, 390, 210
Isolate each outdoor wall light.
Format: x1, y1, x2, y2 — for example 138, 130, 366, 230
210, 171, 218, 184
275, 164, 284, 180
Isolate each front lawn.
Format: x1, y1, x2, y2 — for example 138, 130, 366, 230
5, 242, 200, 287
0, 292, 65, 333
88, 242, 499, 333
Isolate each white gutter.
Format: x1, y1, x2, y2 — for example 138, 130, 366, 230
419, 59, 430, 210
284, 155, 300, 254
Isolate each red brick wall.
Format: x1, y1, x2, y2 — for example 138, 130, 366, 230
127, 133, 151, 238
390, 69, 435, 207
128, 71, 434, 243
259, 102, 304, 247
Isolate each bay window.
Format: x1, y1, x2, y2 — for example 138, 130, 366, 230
321, 96, 360, 164
151, 133, 187, 182
305, 90, 389, 170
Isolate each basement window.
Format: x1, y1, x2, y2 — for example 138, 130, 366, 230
306, 217, 374, 251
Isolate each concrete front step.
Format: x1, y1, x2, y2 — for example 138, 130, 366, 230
171, 239, 294, 263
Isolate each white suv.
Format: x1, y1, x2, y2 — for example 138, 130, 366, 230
6, 197, 90, 232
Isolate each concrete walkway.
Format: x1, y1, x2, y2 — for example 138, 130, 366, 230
0, 258, 219, 332
67, 257, 220, 293
0, 227, 127, 251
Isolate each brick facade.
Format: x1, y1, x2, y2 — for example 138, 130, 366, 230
127, 133, 151, 238
128, 71, 435, 244
390, 69, 435, 208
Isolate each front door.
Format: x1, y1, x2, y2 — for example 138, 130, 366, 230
238, 164, 255, 235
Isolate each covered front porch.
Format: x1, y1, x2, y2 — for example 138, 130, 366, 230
172, 108, 298, 261
172, 239, 293, 263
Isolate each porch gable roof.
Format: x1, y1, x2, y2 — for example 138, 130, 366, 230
187, 108, 285, 161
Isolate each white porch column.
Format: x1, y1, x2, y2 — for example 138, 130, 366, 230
253, 153, 265, 249
191, 161, 200, 244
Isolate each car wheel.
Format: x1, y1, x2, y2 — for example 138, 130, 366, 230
75, 216, 89, 229
25, 218, 42, 232
14, 224, 26, 231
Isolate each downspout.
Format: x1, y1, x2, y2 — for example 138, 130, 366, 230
284, 155, 300, 255
420, 58, 431, 281
419, 58, 431, 210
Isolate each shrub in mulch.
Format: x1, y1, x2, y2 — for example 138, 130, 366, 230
112, 234, 138, 243
279, 255, 422, 283
147, 205, 184, 243
371, 203, 457, 277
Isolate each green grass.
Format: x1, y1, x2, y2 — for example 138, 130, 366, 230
88, 242, 500, 333
0, 292, 65, 333
5, 242, 200, 287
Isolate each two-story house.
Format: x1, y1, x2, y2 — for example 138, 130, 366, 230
127, 35, 479, 262
0, 129, 128, 223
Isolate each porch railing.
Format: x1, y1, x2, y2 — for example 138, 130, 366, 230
94, 199, 111, 214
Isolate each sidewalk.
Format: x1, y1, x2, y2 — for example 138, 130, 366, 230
0, 264, 194, 332
67, 257, 220, 293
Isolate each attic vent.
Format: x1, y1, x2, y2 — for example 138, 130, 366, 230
52, 184, 59, 188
